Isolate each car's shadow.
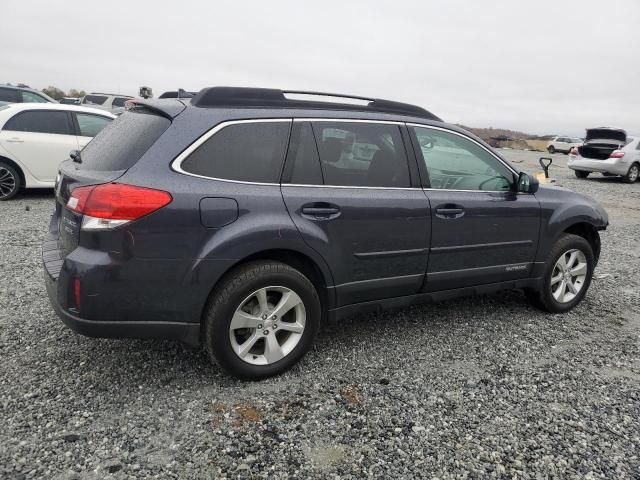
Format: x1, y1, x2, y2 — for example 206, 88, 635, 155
56, 289, 538, 387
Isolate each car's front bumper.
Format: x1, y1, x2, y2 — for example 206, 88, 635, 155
568, 156, 630, 176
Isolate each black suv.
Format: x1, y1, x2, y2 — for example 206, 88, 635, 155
44, 87, 608, 379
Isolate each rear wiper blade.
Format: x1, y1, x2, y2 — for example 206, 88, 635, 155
70, 149, 82, 164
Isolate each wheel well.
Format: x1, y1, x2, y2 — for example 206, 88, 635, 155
0, 156, 26, 188
564, 222, 601, 262
201, 249, 331, 326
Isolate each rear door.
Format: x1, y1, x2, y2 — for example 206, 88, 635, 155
281, 120, 430, 307
0, 109, 78, 182
408, 124, 540, 291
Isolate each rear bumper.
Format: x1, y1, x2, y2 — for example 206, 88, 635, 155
45, 271, 201, 345
568, 156, 629, 175
42, 231, 206, 346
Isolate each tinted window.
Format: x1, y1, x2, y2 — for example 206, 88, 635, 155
411, 126, 514, 191
83, 95, 108, 105
0, 88, 19, 103
181, 121, 291, 183
283, 122, 323, 185
4, 110, 73, 135
21, 91, 48, 103
76, 113, 112, 137
112, 97, 130, 108
312, 122, 409, 188
79, 110, 170, 171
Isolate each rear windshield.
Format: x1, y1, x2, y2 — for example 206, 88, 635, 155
78, 110, 170, 171
83, 95, 108, 105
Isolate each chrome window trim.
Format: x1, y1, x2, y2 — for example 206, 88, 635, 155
405, 122, 519, 177
171, 117, 520, 193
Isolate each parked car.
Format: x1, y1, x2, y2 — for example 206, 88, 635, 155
158, 89, 197, 99
547, 136, 582, 154
81, 92, 135, 112
59, 97, 81, 105
44, 87, 608, 379
0, 85, 56, 105
568, 128, 638, 182
0, 104, 115, 199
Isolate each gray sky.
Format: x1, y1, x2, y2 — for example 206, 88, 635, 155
2, 0, 639, 135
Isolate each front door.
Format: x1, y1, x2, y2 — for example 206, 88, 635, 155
407, 124, 540, 291
281, 120, 430, 307
0, 109, 77, 182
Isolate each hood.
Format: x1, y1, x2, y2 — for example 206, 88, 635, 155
585, 127, 626, 144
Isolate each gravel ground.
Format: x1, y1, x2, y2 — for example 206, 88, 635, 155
1, 150, 639, 479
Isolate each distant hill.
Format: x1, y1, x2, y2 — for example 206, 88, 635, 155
457, 125, 554, 142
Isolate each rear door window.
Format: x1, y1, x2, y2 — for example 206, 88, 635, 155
180, 121, 291, 183
75, 113, 112, 137
311, 121, 410, 188
82, 95, 108, 106
78, 110, 170, 171
282, 122, 323, 185
3, 110, 74, 135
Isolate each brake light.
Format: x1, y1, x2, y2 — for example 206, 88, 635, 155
67, 183, 172, 230
609, 151, 625, 159
569, 147, 578, 157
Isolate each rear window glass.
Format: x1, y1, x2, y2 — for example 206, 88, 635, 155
180, 121, 291, 183
4, 110, 73, 135
111, 97, 130, 107
78, 110, 170, 171
83, 95, 108, 105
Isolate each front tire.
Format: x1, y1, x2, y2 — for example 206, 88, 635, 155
527, 233, 594, 313
622, 163, 639, 183
203, 261, 321, 379
0, 162, 20, 200
574, 170, 589, 179
547, 145, 556, 154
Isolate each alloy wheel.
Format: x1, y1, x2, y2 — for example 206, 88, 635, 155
629, 165, 639, 182
550, 249, 588, 303
0, 167, 16, 199
229, 286, 306, 366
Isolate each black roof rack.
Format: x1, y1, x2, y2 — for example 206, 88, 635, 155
190, 87, 441, 121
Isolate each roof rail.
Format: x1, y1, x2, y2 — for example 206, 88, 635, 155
89, 92, 134, 97
190, 87, 441, 121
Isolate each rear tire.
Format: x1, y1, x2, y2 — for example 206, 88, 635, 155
526, 233, 594, 313
0, 162, 20, 200
203, 260, 321, 380
622, 163, 639, 183
547, 145, 556, 154
574, 170, 589, 179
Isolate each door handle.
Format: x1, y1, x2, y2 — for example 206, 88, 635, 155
301, 203, 341, 219
6, 137, 24, 143
435, 204, 465, 219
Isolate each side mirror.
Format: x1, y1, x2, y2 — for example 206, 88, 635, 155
517, 172, 539, 193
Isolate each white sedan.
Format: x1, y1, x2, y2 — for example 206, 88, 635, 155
0, 103, 115, 199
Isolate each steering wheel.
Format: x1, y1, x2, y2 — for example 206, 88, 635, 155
478, 175, 509, 191
419, 136, 435, 150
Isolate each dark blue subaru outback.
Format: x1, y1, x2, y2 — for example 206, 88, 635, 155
44, 87, 608, 379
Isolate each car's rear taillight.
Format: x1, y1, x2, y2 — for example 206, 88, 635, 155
569, 147, 578, 157
609, 151, 625, 159
66, 183, 172, 230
